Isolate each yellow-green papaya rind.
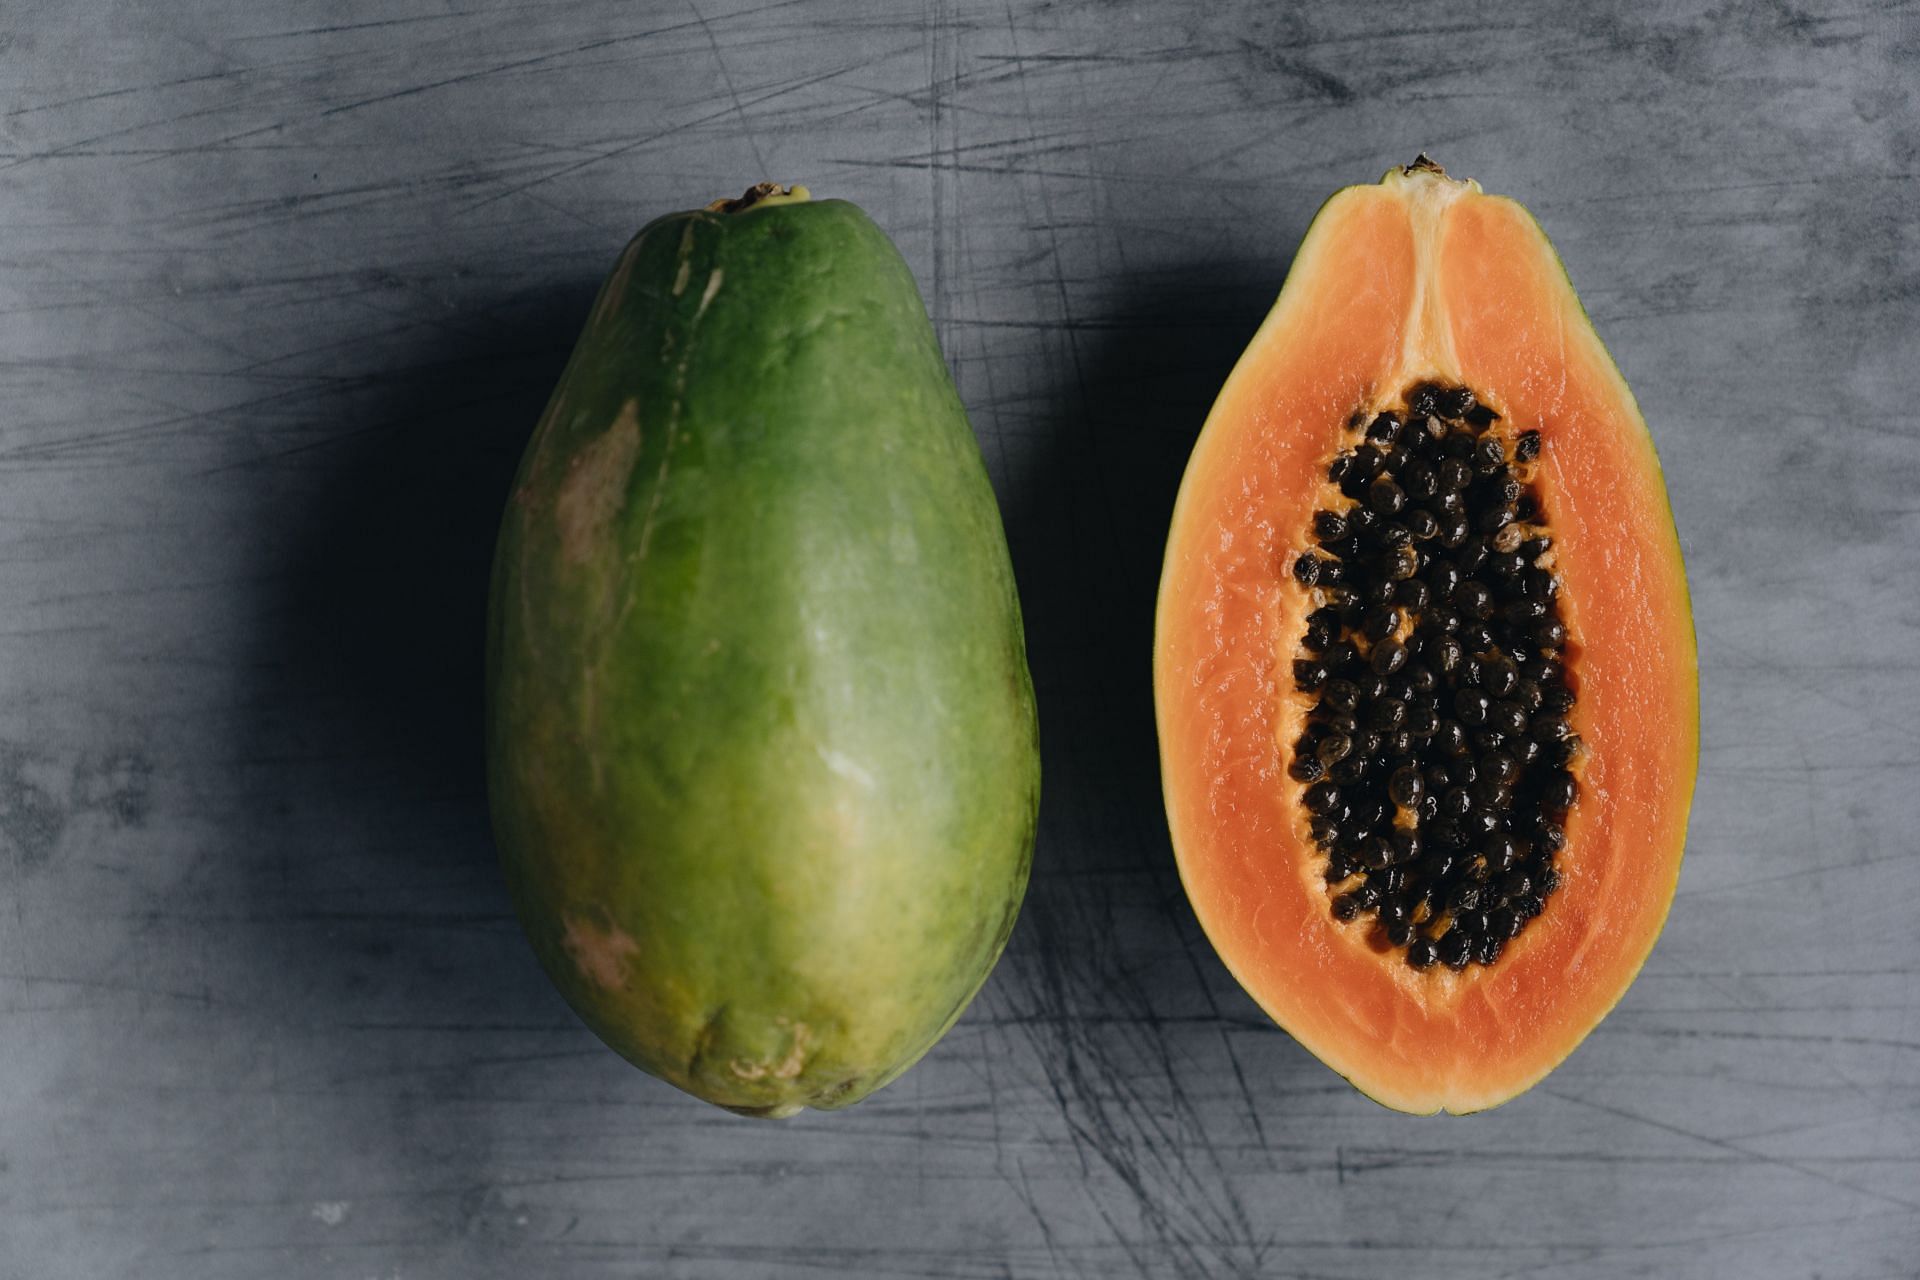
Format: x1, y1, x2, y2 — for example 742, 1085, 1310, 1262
487, 197, 1039, 1117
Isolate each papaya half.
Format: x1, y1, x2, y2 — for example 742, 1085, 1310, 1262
487, 184, 1039, 1117
1154, 158, 1698, 1113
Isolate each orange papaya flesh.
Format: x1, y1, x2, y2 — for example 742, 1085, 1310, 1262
1154, 159, 1698, 1114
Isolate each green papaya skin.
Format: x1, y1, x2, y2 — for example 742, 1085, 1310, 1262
486, 191, 1039, 1117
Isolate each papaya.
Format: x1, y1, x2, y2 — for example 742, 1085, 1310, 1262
1154, 158, 1697, 1113
487, 184, 1039, 1117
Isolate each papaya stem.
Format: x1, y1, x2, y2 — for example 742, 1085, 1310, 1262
706, 182, 812, 214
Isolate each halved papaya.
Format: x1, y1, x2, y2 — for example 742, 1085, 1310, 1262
1154, 158, 1697, 1113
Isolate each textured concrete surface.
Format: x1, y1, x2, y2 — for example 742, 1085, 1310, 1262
2, 2, 1917, 1277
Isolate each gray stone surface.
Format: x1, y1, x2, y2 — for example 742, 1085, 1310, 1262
2, 1, 1917, 1276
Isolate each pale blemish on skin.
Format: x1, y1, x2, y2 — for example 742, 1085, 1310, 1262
730, 1019, 812, 1081
561, 911, 640, 992
636, 259, 722, 563
670, 221, 697, 297
817, 745, 876, 790
697, 268, 724, 316
554, 399, 642, 564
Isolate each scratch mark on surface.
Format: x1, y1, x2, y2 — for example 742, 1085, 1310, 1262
1542, 1088, 1920, 1213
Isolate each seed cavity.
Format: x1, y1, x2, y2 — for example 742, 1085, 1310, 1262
1289, 381, 1580, 971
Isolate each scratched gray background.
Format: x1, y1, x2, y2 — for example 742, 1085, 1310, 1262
1, 1, 1916, 1277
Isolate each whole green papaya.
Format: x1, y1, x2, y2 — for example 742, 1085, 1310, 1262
486, 186, 1039, 1116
